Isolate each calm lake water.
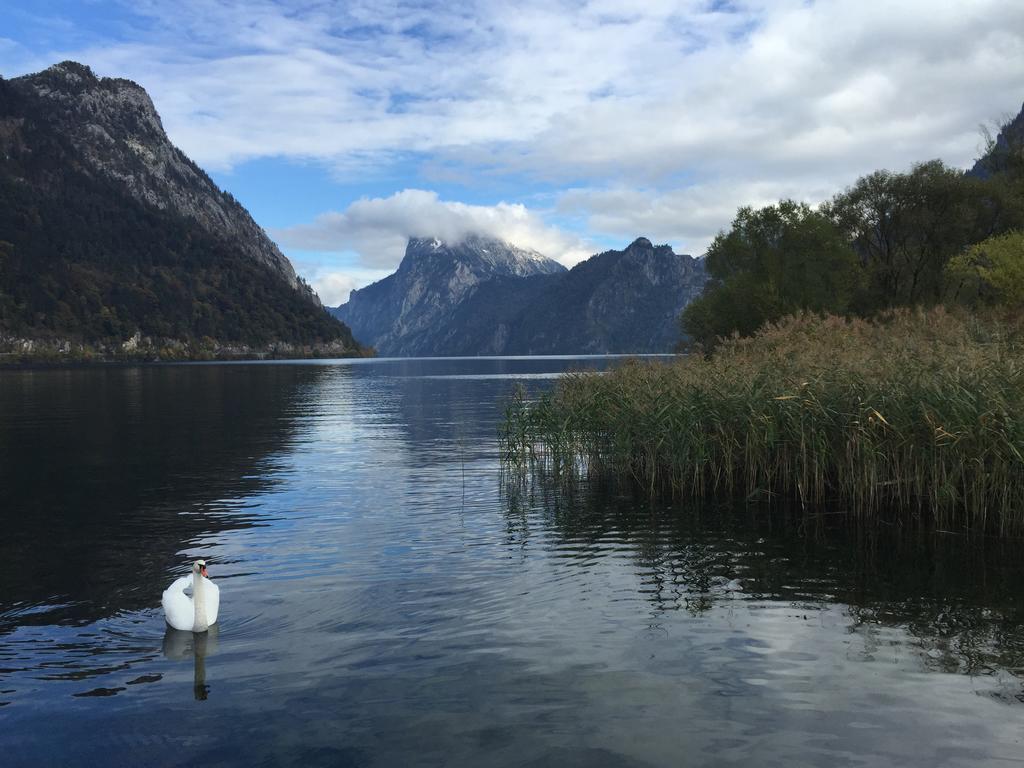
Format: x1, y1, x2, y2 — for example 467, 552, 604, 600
1, 357, 1023, 767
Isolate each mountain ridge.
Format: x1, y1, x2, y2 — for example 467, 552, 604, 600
0, 61, 362, 358
332, 235, 707, 355
332, 234, 566, 355
969, 101, 1024, 179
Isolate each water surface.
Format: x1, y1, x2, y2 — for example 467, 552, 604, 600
1, 357, 1022, 767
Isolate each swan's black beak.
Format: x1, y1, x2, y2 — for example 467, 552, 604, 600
200, 566, 208, 577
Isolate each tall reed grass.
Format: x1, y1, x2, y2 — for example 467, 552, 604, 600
501, 308, 1024, 535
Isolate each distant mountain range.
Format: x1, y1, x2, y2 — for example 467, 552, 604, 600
0, 61, 362, 359
332, 235, 565, 355
0, 60, 708, 361
331, 235, 708, 356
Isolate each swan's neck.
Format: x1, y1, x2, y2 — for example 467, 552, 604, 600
192, 573, 209, 633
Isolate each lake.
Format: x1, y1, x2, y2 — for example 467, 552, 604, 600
1, 357, 1022, 767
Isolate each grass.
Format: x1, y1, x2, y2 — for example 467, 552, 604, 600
501, 308, 1024, 536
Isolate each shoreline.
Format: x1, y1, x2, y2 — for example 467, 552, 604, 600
0, 336, 374, 367
0, 351, 375, 369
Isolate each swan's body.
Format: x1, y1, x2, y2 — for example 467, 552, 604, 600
162, 560, 219, 632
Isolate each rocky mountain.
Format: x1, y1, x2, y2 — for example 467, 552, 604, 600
969, 101, 1024, 179
332, 236, 707, 356
440, 237, 707, 354
0, 61, 361, 357
332, 234, 566, 355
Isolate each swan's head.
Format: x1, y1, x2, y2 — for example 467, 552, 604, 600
193, 559, 208, 578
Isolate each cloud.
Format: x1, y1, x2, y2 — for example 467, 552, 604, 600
274, 189, 595, 270
300, 266, 393, 307
4, 0, 1023, 292
556, 176, 847, 257
7, 1, 1020, 181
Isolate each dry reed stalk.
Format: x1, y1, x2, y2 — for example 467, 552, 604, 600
500, 308, 1024, 536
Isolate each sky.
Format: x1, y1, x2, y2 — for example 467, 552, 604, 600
2, 0, 1023, 305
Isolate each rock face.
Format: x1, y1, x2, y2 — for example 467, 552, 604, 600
332, 236, 708, 356
445, 237, 708, 354
332, 234, 566, 355
0, 61, 359, 352
5, 61, 308, 294
969, 101, 1024, 179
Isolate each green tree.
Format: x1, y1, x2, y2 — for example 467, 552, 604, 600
681, 200, 862, 349
826, 160, 1011, 309
946, 230, 1024, 308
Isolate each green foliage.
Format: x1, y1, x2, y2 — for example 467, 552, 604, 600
681, 200, 861, 348
683, 150, 1024, 350
680, 273, 785, 349
504, 309, 1024, 536
826, 160, 1013, 309
946, 230, 1024, 307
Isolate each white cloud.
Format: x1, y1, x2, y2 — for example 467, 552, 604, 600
557, 176, 851, 257
274, 189, 595, 270
4, 0, 1023, 288
300, 266, 393, 307
7, 0, 1020, 179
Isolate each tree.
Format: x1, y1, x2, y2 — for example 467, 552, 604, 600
826, 160, 1011, 310
681, 200, 862, 349
680, 273, 786, 349
946, 231, 1024, 308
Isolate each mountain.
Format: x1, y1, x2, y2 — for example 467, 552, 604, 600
331, 234, 566, 355
331, 236, 707, 356
0, 61, 362, 358
444, 237, 707, 354
969, 101, 1024, 179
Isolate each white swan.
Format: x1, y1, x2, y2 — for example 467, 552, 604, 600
162, 559, 219, 632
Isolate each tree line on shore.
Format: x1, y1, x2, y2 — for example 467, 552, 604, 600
681, 114, 1024, 349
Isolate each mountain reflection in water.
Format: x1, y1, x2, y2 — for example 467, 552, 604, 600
0, 357, 1022, 767
0, 364, 324, 629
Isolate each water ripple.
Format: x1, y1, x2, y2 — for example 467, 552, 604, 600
1, 359, 1023, 767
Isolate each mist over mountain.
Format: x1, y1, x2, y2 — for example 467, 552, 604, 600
331, 236, 707, 356
0, 61, 361, 357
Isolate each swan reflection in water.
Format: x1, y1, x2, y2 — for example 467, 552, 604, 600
162, 625, 219, 700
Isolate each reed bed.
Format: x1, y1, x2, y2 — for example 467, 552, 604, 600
501, 308, 1024, 535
